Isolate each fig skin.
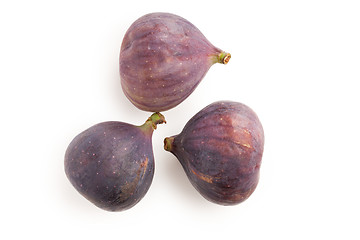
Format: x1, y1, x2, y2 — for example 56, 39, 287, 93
164, 101, 264, 205
120, 12, 231, 112
64, 113, 166, 211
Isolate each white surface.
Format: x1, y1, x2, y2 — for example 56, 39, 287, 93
1, 0, 359, 239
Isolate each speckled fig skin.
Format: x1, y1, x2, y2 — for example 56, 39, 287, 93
164, 101, 264, 205
120, 12, 231, 112
64, 113, 166, 211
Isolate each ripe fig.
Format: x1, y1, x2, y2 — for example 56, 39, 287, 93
120, 12, 231, 112
64, 113, 166, 211
164, 101, 264, 205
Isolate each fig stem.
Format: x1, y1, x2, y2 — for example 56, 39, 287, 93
148, 112, 166, 129
164, 137, 174, 152
218, 52, 231, 64
140, 112, 166, 132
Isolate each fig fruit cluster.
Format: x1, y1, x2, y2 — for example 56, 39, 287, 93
65, 12, 264, 211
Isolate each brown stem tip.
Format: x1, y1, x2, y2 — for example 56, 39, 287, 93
164, 137, 174, 152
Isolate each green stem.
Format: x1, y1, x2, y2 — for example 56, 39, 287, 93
218, 52, 231, 64
140, 112, 166, 132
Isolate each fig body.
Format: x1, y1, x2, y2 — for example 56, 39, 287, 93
120, 12, 230, 112
164, 101, 264, 205
65, 113, 166, 211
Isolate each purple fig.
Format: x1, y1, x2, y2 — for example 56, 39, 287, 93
164, 101, 264, 205
64, 113, 166, 211
120, 12, 231, 112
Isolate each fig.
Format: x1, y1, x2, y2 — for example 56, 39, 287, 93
164, 101, 264, 205
64, 113, 166, 211
120, 12, 231, 112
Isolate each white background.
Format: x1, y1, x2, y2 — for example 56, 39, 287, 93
1, 0, 359, 239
